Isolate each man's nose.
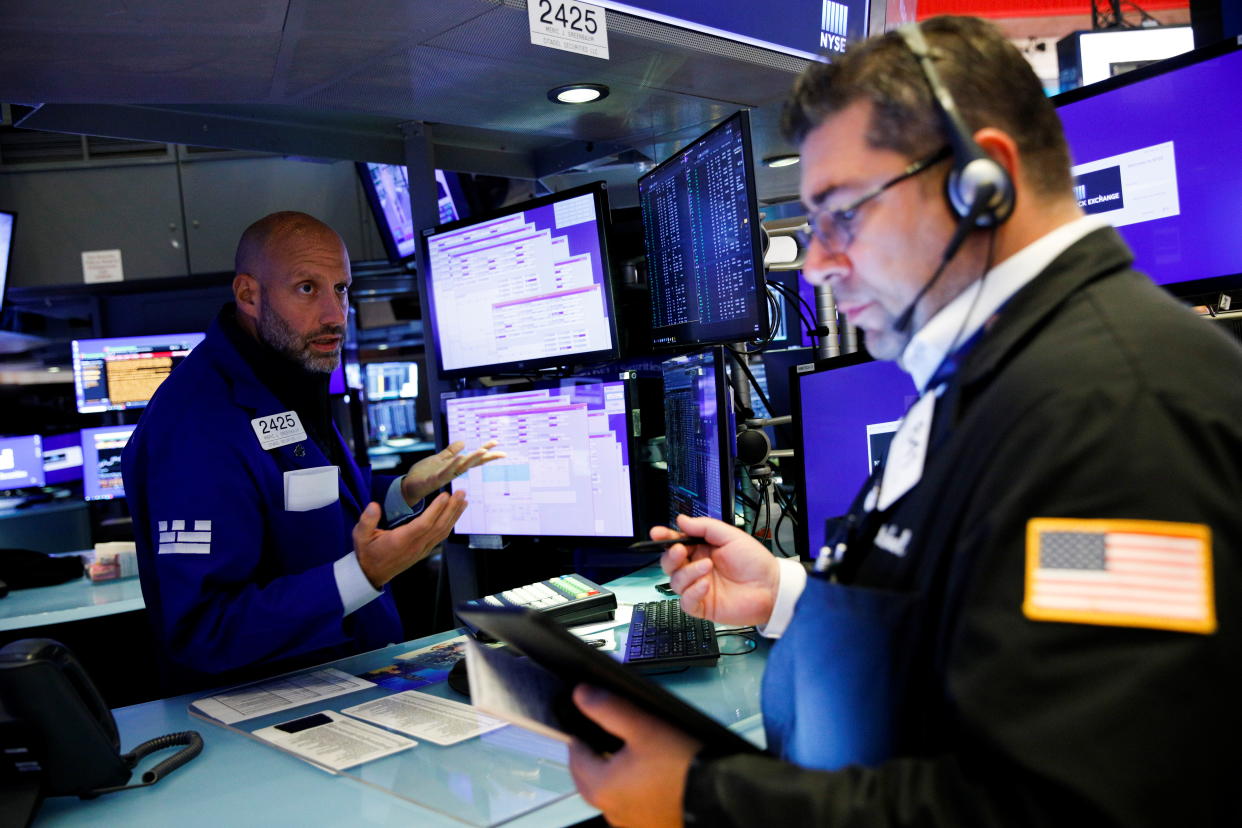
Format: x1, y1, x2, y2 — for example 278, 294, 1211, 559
319, 290, 346, 327
800, 235, 850, 288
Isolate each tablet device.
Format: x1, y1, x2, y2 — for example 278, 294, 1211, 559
457, 605, 763, 758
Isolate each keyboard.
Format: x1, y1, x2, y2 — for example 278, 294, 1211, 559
459, 573, 617, 628
623, 598, 719, 671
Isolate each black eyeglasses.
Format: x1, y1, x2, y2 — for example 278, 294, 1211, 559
797, 145, 952, 254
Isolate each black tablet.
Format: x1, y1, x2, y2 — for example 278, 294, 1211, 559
457, 605, 763, 758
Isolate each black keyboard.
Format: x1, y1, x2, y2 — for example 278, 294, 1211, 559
459, 573, 617, 628
623, 598, 719, 671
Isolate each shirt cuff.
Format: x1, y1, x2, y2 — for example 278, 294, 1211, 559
756, 557, 807, 639
334, 552, 383, 616
383, 477, 424, 527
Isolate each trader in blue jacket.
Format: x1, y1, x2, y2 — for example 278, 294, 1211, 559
123, 211, 501, 689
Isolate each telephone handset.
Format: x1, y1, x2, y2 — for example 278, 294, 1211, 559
0, 639, 202, 811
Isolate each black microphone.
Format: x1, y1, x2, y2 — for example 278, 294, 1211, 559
892, 184, 995, 335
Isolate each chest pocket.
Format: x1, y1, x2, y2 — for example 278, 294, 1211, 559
283, 466, 339, 512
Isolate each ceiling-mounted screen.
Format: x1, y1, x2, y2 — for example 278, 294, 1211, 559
357, 163, 466, 263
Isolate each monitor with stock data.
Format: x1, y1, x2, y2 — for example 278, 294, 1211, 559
422, 182, 619, 378
639, 111, 769, 347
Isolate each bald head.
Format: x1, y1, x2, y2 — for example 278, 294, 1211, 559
232, 211, 352, 373
234, 211, 346, 284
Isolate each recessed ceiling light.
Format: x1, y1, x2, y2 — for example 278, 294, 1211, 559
763, 153, 800, 168
548, 83, 609, 104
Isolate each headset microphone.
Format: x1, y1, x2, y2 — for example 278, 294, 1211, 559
889, 23, 1015, 336
892, 186, 994, 334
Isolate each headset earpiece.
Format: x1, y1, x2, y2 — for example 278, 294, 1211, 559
947, 159, 1011, 228
896, 23, 1015, 228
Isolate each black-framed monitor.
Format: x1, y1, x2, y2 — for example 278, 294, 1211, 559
0, 210, 13, 314
661, 348, 736, 523
1054, 38, 1242, 297
357, 162, 466, 263
0, 435, 45, 491
422, 181, 620, 378
442, 377, 638, 541
81, 425, 134, 502
639, 110, 769, 347
42, 432, 84, 486
71, 332, 205, 414
790, 353, 918, 561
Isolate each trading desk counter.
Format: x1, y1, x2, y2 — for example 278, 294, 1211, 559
36, 567, 768, 827
0, 573, 144, 632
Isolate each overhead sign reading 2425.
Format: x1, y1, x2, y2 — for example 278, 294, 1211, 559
590, 0, 869, 59
528, 0, 611, 60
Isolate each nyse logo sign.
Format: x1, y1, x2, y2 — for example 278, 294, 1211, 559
1074, 166, 1125, 215
821, 0, 849, 53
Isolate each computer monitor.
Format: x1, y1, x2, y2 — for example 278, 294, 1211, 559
422, 181, 620, 378
358, 163, 465, 263
1057, 25, 1194, 90
661, 348, 736, 523
639, 110, 769, 347
42, 432, 84, 486
790, 353, 918, 560
443, 379, 637, 539
368, 399, 421, 443
0, 210, 13, 314
1054, 39, 1242, 295
81, 425, 135, 501
71, 332, 205, 414
0, 435, 45, 491
365, 362, 418, 400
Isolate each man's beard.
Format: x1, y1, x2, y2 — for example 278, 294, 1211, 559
258, 301, 343, 373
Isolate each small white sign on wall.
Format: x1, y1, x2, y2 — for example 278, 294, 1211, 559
81, 249, 124, 284
528, 0, 610, 60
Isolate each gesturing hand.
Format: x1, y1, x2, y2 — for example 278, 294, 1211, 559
354, 491, 467, 588
400, 440, 505, 504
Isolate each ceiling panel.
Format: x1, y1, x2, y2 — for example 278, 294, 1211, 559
0, 0, 811, 196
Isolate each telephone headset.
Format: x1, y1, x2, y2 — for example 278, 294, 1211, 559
891, 22, 1015, 333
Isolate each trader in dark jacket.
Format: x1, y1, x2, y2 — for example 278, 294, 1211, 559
568, 16, 1241, 827
124, 212, 501, 688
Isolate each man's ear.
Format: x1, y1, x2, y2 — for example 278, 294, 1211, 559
233, 273, 260, 322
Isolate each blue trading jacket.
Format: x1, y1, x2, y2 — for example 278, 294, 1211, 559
122, 317, 403, 679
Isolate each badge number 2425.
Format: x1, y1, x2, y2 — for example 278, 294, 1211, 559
535, 0, 599, 34
258, 413, 297, 436
251, 410, 308, 451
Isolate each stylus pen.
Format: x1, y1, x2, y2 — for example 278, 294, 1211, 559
627, 535, 691, 551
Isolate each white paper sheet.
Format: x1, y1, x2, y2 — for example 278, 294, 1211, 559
253, 709, 415, 771
342, 691, 506, 746
191, 668, 376, 725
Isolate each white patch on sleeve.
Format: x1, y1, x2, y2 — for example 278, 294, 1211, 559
158, 543, 211, 555
156, 519, 212, 554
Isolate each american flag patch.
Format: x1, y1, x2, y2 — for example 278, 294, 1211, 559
1023, 518, 1215, 634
